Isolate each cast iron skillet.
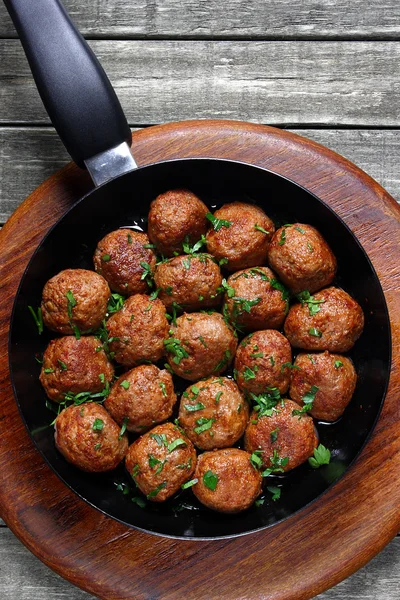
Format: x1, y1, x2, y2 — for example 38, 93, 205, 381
6, 0, 391, 539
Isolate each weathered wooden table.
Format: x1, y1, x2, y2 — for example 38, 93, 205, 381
0, 1, 399, 598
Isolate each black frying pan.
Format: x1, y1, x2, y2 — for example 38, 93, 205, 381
6, 0, 391, 539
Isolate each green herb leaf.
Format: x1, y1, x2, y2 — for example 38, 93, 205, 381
292, 385, 319, 417
309, 327, 322, 338
65, 290, 77, 319
243, 366, 256, 381
118, 417, 129, 440
131, 464, 140, 477
334, 360, 343, 369
132, 496, 147, 508
279, 228, 287, 245
120, 380, 130, 390
147, 481, 167, 498
28, 306, 43, 335
107, 293, 125, 315
92, 418, 104, 432
164, 336, 189, 364
167, 438, 187, 453
250, 388, 282, 418
184, 402, 206, 412
218, 278, 235, 298
213, 349, 231, 372
281, 362, 300, 372
150, 433, 168, 448
297, 290, 325, 316
215, 391, 223, 404
308, 444, 331, 468
267, 486, 281, 501
140, 261, 154, 288
270, 355, 275, 366
181, 478, 198, 490
194, 417, 214, 434
182, 234, 207, 254
101, 254, 111, 262
203, 470, 218, 491
206, 212, 233, 232
250, 450, 263, 469
270, 428, 279, 443
159, 381, 167, 397
44, 368, 54, 374
99, 373, 105, 384
254, 224, 270, 235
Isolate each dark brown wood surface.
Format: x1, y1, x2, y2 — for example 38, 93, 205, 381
0, 120, 399, 600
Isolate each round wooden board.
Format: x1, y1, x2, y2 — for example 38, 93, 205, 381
0, 120, 399, 600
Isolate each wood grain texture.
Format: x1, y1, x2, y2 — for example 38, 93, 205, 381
0, 529, 399, 600
1, 40, 399, 126
1, 127, 400, 224
0, 120, 399, 600
1, 0, 399, 39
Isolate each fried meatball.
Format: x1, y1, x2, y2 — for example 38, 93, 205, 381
55, 403, 128, 472
165, 312, 238, 381
41, 268, 110, 334
223, 267, 287, 332
40, 336, 114, 402
178, 377, 249, 450
289, 351, 357, 422
192, 449, 262, 513
267, 223, 337, 294
93, 229, 156, 295
244, 399, 318, 472
284, 286, 364, 352
107, 294, 169, 366
235, 330, 292, 395
125, 422, 197, 502
154, 254, 222, 311
147, 189, 209, 257
104, 365, 177, 433
206, 202, 275, 271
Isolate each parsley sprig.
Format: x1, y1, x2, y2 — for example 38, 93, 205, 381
297, 290, 325, 316
292, 385, 319, 417
308, 444, 331, 468
206, 212, 233, 231
164, 336, 189, 364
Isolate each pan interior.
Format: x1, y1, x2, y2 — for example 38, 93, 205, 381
9, 159, 391, 539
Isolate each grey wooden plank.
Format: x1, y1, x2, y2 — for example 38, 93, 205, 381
0, 41, 399, 127
0, 525, 398, 599
1, 127, 399, 224
0, 0, 399, 39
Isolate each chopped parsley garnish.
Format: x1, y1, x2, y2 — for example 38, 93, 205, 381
44, 368, 54, 374
131, 464, 140, 477
107, 293, 125, 315
250, 352, 264, 359
219, 257, 229, 267
206, 212, 233, 231
164, 336, 189, 364
267, 486, 281, 501
147, 481, 167, 498
261, 449, 289, 477
184, 402, 206, 412
249, 268, 269, 280
215, 391, 223, 404
297, 290, 325, 316
243, 366, 256, 381
250, 450, 263, 469
255, 498, 265, 507
132, 496, 147, 508
28, 306, 43, 335
334, 360, 343, 369
127, 233, 132, 244
94, 443, 102, 450
166, 301, 182, 327
270, 428, 279, 443
194, 417, 215, 434
309, 327, 322, 338
182, 257, 191, 270
140, 261, 154, 288
148, 455, 166, 474
254, 224, 270, 235
143, 243, 156, 249
65, 290, 77, 319
307, 354, 316, 364
213, 349, 232, 372
150, 433, 168, 447
167, 438, 187, 453
99, 373, 105, 384
307, 242, 314, 253
120, 380, 130, 390
182, 234, 207, 254
92, 418, 104, 432
281, 362, 300, 372
270, 279, 290, 313
279, 228, 287, 245
203, 470, 218, 491
149, 288, 161, 301
181, 478, 198, 490
308, 444, 331, 468
292, 385, 319, 417
295, 226, 305, 234
218, 278, 235, 298
270, 356, 275, 366
118, 417, 129, 439
159, 381, 167, 397
101, 254, 111, 262
250, 388, 282, 418
198, 335, 208, 348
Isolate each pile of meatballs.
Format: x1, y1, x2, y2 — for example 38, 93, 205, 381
38, 189, 364, 514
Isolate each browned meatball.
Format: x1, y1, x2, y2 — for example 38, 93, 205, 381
147, 189, 209, 257
206, 202, 275, 271
192, 448, 262, 513
165, 312, 238, 381
244, 399, 318, 472
154, 254, 222, 311
107, 294, 169, 366
39, 336, 114, 402
235, 330, 292, 395
284, 287, 364, 352
93, 229, 156, 295
104, 365, 177, 433
178, 377, 249, 450
125, 422, 197, 501
223, 267, 288, 332
267, 223, 337, 294
289, 352, 357, 421
55, 403, 128, 472
41, 268, 110, 335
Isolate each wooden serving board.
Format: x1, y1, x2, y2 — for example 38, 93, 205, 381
0, 120, 399, 600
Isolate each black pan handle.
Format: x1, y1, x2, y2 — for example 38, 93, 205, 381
4, 0, 132, 167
